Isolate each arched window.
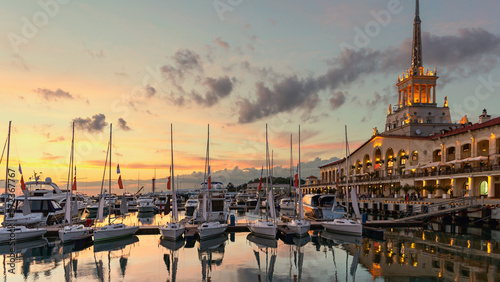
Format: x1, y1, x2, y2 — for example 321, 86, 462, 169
480, 181, 488, 196
477, 140, 489, 157
461, 144, 471, 159
433, 149, 441, 162
410, 151, 419, 165
446, 147, 455, 162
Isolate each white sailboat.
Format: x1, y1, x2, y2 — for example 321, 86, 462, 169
248, 124, 277, 239
58, 122, 92, 242
0, 121, 46, 243
322, 126, 362, 236
287, 125, 310, 236
160, 124, 185, 241
94, 124, 139, 243
198, 124, 227, 240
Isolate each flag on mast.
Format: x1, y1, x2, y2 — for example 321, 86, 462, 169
258, 166, 263, 191
207, 166, 211, 190
167, 166, 171, 190
294, 164, 299, 187
18, 163, 26, 192
72, 167, 77, 191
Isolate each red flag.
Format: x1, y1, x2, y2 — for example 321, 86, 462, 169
167, 176, 171, 190
294, 165, 299, 187
208, 166, 211, 190
118, 175, 124, 189
72, 176, 77, 191
258, 167, 263, 191
20, 175, 26, 191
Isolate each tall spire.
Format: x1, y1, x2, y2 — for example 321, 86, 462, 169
411, 0, 422, 72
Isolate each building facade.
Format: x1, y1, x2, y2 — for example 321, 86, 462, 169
314, 1, 500, 198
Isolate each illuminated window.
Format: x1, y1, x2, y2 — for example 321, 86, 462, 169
480, 181, 488, 196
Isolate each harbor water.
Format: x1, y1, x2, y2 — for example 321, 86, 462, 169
2, 210, 500, 281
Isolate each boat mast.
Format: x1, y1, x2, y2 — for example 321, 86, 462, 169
298, 125, 303, 221
66, 122, 75, 224
171, 123, 177, 222
3, 121, 11, 219
344, 125, 349, 217
265, 124, 269, 222
109, 123, 112, 225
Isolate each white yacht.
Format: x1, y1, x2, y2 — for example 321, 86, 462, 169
94, 223, 139, 243
184, 198, 198, 218
302, 194, 346, 220
279, 198, 295, 210
0, 226, 47, 243
4, 193, 65, 226
192, 189, 229, 224
137, 197, 155, 213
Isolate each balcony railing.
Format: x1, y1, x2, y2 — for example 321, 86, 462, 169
317, 165, 500, 185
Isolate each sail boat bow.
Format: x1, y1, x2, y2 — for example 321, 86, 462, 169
248, 124, 277, 239
287, 125, 310, 237
160, 124, 185, 241
321, 126, 362, 236
58, 122, 93, 242
197, 125, 228, 240
94, 124, 139, 243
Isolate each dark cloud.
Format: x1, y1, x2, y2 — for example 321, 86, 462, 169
34, 88, 73, 101
191, 76, 234, 107
117, 118, 131, 131
145, 85, 156, 98
161, 49, 203, 85
73, 114, 108, 133
236, 28, 500, 123
329, 91, 346, 110
214, 37, 230, 49
237, 75, 320, 123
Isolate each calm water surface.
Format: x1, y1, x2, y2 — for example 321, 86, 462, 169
2, 211, 500, 281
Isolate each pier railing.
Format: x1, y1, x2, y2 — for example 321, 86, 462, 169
396, 196, 482, 221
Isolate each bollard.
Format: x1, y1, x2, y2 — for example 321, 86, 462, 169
230, 214, 235, 226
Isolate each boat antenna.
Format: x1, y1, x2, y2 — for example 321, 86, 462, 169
109, 123, 112, 225
3, 121, 11, 219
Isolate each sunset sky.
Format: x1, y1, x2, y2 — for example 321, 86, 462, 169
1, 0, 500, 194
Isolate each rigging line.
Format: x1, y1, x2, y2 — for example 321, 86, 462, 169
100, 139, 110, 196
0, 135, 6, 166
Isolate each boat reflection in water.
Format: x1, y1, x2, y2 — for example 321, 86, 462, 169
320, 230, 361, 281
282, 234, 310, 281
93, 235, 139, 281
247, 233, 278, 281
160, 238, 185, 282
198, 233, 228, 281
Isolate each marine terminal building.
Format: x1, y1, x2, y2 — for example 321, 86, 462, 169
314, 1, 500, 199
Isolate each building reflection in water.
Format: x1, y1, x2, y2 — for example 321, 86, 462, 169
354, 228, 499, 281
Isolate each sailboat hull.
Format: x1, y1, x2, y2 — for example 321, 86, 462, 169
198, 222, 227, 240
0, 226, 46, 243
248, 220, 277, 239
58, 225, 93, 242
160, 223, 185, 241
94, 224, 139, 242
287, 219, 310, 237
321, 219, 362, 236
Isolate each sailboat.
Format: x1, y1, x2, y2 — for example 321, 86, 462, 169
322, 126, 362, 235
197, 125, 227, 240
58, 122, 93, 242
248, 124, 277, 239
160, 124, 185, 241
287, 125, 310, 237
94, 124, 139, 243
0, 121, 46, 243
